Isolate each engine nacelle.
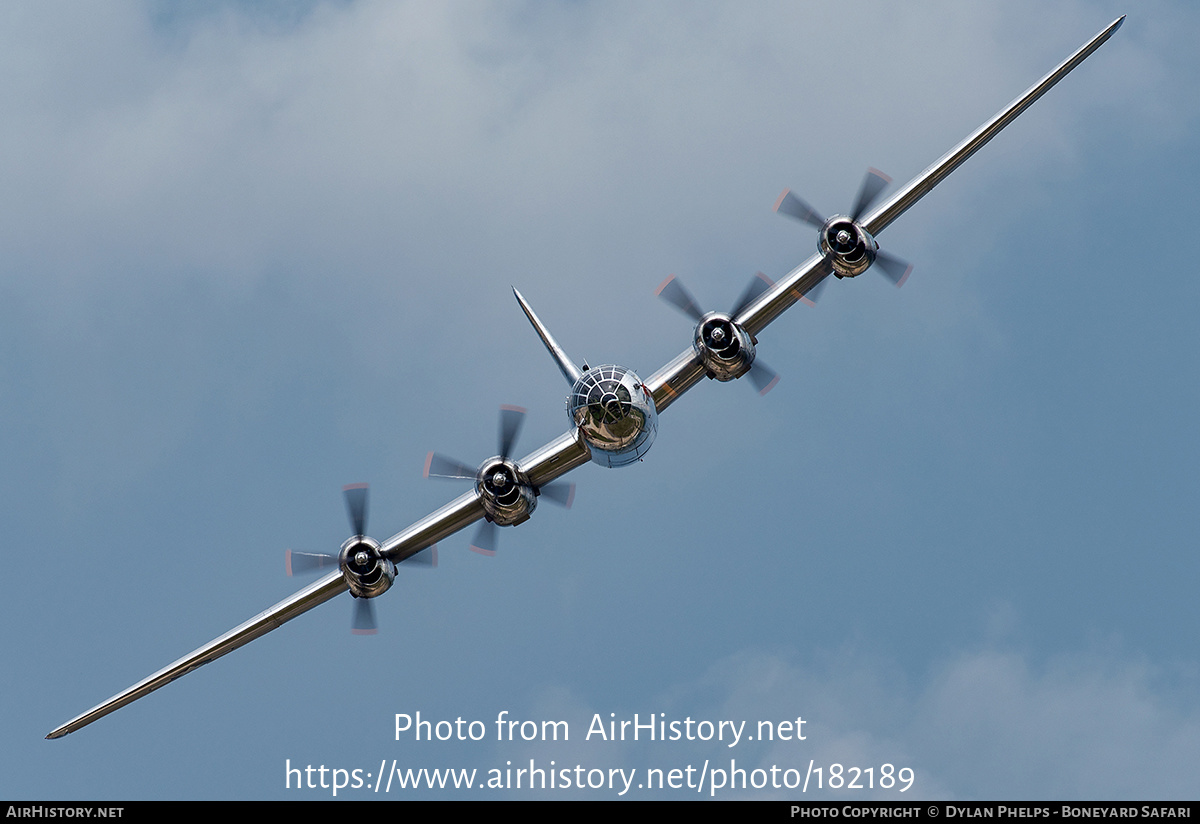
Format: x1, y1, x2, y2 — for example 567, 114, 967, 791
819, 217, 878, 278
692, 312, 757, 382
475, 456, 537, 526
568, 364, 657, 468
338, 535, 395, 599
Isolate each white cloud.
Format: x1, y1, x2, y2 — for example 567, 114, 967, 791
673, 643, 1200, 799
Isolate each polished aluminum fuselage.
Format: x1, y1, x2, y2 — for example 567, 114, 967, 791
567, 364, 657, 467
46, 16, 1125, 740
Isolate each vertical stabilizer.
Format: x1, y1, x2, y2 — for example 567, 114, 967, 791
512, 287, 584, 386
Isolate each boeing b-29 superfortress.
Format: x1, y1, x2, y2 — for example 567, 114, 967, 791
48, 16, 1125, 739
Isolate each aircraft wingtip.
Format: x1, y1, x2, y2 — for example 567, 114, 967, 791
512, 287, 533, 311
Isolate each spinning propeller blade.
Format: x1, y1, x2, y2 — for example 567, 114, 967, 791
400, 546, 438, 568
776, 168, 912, 288
352, 599, 377, 635
538, 480, 576, 508
426, 405, 575, 556
470, 521, 498, 556
284, 484, 429, 634
285, 550, 336, 576
344, 483, 368, 537
498, 405, 526, 460
730, 272, 774, 318
875, 250, 914, 287
747, 361, 780, 396
851, 168, 891, 222
773, 189, 825, 229
424, 452, 477, 480
656, 272, 779, 394
655, 275, 705, 322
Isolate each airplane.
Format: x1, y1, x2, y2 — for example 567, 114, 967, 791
46, 16, 1124, 740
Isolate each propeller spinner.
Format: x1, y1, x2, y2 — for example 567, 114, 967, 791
425, 405, 574, 555
286, 484, 434, 634
775, 168, 913, 287
656, 272, 779, 395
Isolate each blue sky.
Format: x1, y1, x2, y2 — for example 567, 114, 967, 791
4, 0, 1198, 800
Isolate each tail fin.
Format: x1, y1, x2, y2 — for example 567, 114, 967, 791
512, 287, 584, 386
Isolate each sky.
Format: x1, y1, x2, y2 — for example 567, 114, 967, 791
3, 0, 1198, 801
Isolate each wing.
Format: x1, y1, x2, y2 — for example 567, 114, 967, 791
519, 428, 592, 489
379, 429, 590, 562
49, 480, 505, 736
861, 15, 1124, 240
647, 18, 1122, 417
47, 570, 347, 739
733, 16, 1124, 340
379, 489, 487, 562
48, 487, 485, 739
48, 17, 1122, 740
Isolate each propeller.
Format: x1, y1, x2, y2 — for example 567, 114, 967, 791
775, 167, 913, 288
425, 405, 575, 555
656, 272, 780, 395
285, 483, 434, 634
